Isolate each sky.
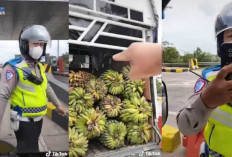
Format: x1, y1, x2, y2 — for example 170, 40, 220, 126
163, 0, 231, 55
0, 40, 68, 64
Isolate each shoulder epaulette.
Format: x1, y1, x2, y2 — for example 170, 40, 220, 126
202, 65, 221, 79
3, 57, 23, 80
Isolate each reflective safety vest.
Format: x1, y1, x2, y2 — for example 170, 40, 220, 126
4, 57, 48, 117
203, 65, 232, 157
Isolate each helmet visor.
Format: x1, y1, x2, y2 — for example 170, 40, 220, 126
215, 3, 232, 36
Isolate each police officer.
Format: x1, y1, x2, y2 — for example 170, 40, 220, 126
0, 25, 66, 153
177, 3, 232, 157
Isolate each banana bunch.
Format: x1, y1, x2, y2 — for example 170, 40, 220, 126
79, 71, 96, 84
69, 87, 94, 113
69, 70, 85, 88
127, 122, 151, 145
100, 120, 127, 149
76, 108, 106, 139
123, 80, 145, 99
69, 107, 77, 127
120, 96, 152, 123
121, 66, 130, 80
101, 70, 124, 95
69, 70, 75, 82
85, 79, 108, 101
99, 95, 123, 118
69, 70, 96, 88
69, 127, 88, 157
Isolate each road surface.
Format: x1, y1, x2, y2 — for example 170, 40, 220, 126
162, 71, 200, 113
53, 75, 68, 84
162, 70, 202, 157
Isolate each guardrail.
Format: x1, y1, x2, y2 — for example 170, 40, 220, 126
197, 62, 219, 66
163, 62, 220, 67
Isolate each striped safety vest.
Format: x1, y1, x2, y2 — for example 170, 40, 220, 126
202, 65, 232, 157
4, 57, 48, 117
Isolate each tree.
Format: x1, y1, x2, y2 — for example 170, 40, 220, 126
193, 47, 215, 62
62, 52, 69, 64
193, 47, 203, 59
162, 47, 181, 63
182, 53, 194, 63
162, 45, 219, 63
156, 80, 162, 94
212, 55, 220, 62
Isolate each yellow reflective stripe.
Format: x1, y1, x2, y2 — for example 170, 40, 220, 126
211, 113, 232, 128
17, 81, 35, 92
205, 71, 218, 80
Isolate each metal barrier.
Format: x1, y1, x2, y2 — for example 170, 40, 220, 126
69, 11, 147, 50
189, 58, 199, 70
163, 62, 220, 67
197, 62, 219, 66
163, 63, 188, 67
69, 0, 155, 51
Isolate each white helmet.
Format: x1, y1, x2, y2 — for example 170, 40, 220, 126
19, 25, 51, 59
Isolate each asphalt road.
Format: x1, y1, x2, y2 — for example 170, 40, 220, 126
53, 75, 68, 84
162, 71, 200, 113
162, 70, 202, 157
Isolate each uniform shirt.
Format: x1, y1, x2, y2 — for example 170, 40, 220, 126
0, 58, 60, 123
176, 82, 215, 135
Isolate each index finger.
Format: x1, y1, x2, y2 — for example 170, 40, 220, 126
112, 49, 131, 62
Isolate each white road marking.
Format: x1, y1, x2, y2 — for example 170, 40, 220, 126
167, 84, 193, 86
39, 136, 49, 152
166, 81, 196, 86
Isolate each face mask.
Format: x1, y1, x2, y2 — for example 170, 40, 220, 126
29, 46, 43, 60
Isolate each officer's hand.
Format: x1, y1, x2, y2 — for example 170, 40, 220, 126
113, 42, 162, 80
57, 105, 67, 116
201, 64, 232, 108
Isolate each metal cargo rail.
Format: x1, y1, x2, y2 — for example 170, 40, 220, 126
69, 0, 155, 50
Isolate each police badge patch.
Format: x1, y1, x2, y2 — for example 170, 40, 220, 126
194, 78, 206, 93
5, 70, 14, 81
